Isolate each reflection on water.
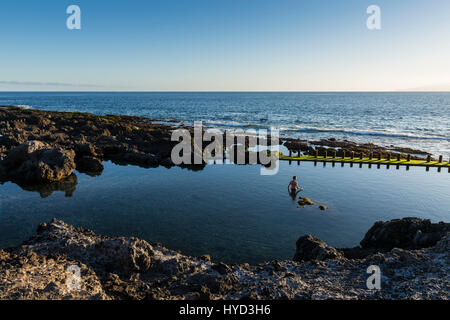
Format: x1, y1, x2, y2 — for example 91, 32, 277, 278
10, 174, 78, 198
0, 160, 449, 264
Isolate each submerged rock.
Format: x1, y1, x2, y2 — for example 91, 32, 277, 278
319, 205, 328, 210
298, 197, 314, 206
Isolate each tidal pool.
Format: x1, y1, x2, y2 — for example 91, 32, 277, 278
1, 160, 449, 264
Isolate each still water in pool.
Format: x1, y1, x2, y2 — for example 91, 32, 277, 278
1, 161, 449, 264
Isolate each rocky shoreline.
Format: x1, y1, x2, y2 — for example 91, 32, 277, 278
0, 217, 448, 300
0, 106, 435, 196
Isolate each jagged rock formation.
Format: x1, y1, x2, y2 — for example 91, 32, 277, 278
2, 141, 76, 183
294, 235, 344, 262
0, 218, 448, 300
360, 217, 450, 250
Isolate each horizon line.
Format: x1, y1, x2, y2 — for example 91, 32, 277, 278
1, 90, 450, 93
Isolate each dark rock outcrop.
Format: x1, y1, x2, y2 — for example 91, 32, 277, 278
31, 219, 154, 275
75, 156, 104, 176
360, 217, 450, 250
293, 235, 344, 262
3, 140, 48, 166
74, 143, 98, 157
3, 141, 76, 183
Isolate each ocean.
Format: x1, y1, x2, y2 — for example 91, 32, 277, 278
1, 91, 449, 157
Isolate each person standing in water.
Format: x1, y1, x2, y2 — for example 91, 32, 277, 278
288, 176, 302, 200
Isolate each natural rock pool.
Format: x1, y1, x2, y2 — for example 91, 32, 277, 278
1, 160, 449, 264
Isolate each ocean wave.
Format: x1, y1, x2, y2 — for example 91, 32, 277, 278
200, 120, 449, 141
203, 120, 246, 127
16, 105, 33, 109
201, 120, 273, 130
287, 126, 449, 141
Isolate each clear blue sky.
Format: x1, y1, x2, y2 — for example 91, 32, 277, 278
1, 0, 450, 91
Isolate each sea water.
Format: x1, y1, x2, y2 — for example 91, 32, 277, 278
1, 91, 449, 157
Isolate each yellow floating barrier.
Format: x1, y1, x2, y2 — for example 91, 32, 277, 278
279, 152, 450, 169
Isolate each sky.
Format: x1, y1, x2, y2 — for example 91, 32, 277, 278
0, 0, 450, 91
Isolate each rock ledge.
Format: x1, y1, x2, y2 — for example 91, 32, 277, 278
0, 218, 448, 300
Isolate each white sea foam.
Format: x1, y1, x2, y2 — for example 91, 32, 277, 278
287, 126, 449, 141
201, 120, 449, 141
16, 105, 33, 109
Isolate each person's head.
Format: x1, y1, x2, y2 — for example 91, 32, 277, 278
292, 176, 297, 180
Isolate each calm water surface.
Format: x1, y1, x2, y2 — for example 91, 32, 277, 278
1, 161, 449, 264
